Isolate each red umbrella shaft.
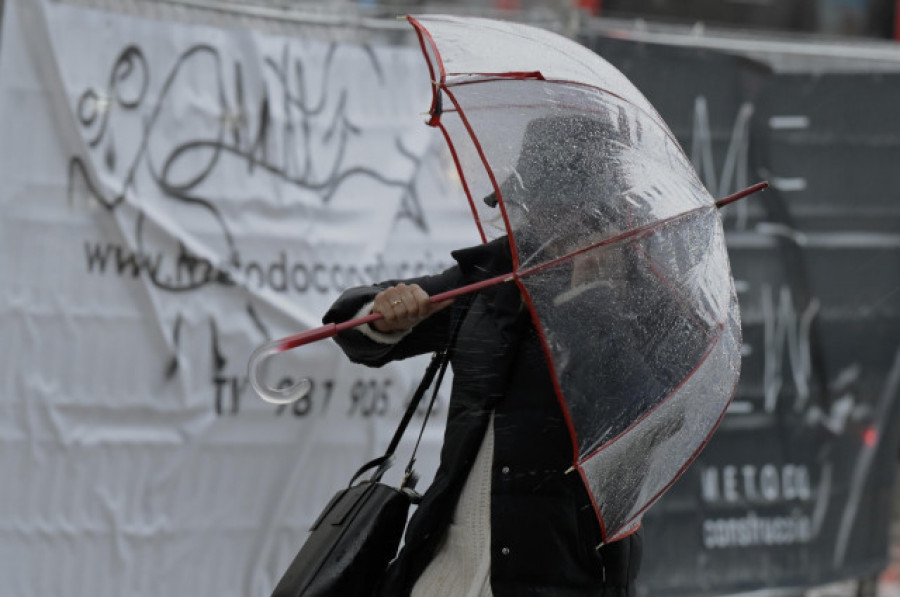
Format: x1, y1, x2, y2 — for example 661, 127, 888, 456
277, 181, 768, 352
715, 181, 768, 208
277, 272, 514, 352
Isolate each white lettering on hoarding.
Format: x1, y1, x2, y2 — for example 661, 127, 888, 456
701, 463, 812, 504
703, 511, 814, 548
690, 96, 753, 230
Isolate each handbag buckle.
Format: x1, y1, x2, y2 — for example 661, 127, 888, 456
401, 486, 423, 505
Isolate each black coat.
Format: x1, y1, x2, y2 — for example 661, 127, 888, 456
323, 238, 642, 597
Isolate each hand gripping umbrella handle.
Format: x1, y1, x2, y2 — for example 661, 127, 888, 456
248, 273, 513, 404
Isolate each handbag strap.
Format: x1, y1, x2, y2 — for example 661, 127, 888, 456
400, 337, 455, 490
350, 295, 473, 488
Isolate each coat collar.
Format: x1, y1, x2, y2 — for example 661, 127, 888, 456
450, 236, 513, 283
451, 236, 526, 324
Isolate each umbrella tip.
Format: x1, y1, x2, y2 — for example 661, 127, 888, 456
715, 181, 769, 209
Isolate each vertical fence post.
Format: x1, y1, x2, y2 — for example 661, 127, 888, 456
895, 0, 900, 40
0, 0, 6, 57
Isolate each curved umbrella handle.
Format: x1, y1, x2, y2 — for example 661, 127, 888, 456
248, 341, 306, 405
248, 316, 376, 405
248, 273, 514, 404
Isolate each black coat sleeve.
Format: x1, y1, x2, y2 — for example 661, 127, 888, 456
321, 265, 465, 368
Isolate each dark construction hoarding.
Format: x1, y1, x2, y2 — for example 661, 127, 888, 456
580, 30, 900, 596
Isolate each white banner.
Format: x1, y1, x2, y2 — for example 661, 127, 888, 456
0, 1, 478, 595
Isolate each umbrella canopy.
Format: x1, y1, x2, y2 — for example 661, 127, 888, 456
407, 14, 742, 542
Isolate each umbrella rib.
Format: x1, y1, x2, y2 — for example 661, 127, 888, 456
630, 228, 717, 339
607, 314, 740, 536
440, 84, 522, 261
434, 120, 488, 243
445, 71, 545, 80
407, 16, 445, 121
573, 311, 733, 544
516, 203, 716, 279
579, 315, 727, 463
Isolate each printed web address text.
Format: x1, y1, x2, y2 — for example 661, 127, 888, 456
83, 240, 451, 295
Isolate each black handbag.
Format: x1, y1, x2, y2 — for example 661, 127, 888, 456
268, 456, 417, 597
271, 299, 470, 597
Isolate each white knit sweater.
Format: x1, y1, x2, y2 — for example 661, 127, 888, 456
354, 308, 495, 596
410, 416, 495, 597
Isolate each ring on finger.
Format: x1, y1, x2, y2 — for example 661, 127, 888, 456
389, 299, 403, 307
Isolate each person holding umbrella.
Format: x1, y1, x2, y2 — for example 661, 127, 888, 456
322, 115, 649, 597
253, 15, 749, 597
